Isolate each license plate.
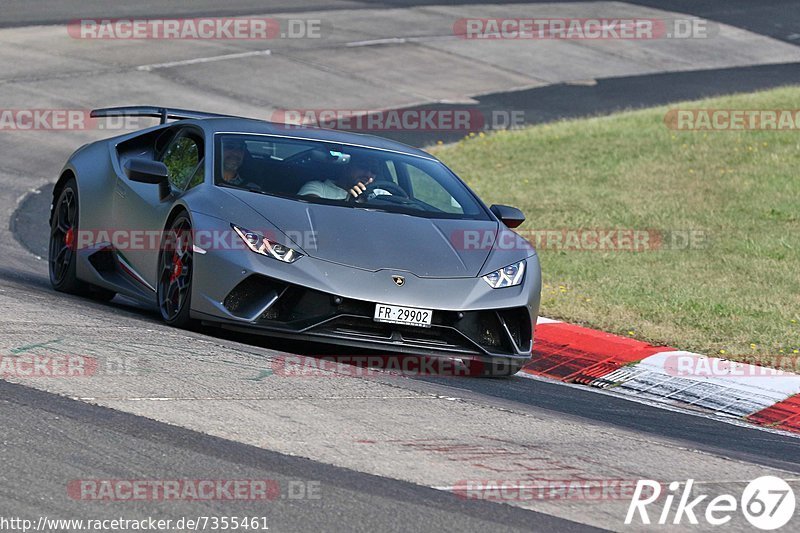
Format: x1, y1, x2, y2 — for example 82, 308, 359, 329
374, 304, 433, 328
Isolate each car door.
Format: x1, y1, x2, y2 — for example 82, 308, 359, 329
112, 126, 205, 291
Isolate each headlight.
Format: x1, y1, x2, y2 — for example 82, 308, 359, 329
482, 260, 525, 288
232, 224, 302, 263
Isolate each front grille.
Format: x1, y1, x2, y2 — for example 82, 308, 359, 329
228, 275, 529, 355
318, 316, 477, 353
455, 311, 513, 352
498, 307, 532, 350
224, 275, 287, 318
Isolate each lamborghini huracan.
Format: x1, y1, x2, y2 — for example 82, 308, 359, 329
49, 106, 541, 375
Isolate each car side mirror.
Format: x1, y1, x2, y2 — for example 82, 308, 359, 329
124, 158, 171, 200
490, 204, 525, 228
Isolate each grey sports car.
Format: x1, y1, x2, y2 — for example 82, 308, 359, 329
49, 106, 541, 375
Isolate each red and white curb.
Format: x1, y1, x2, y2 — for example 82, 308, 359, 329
524, 317, 800, 434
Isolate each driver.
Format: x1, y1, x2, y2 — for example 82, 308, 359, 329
220, 137, 263, 190
298, 155, 379, 200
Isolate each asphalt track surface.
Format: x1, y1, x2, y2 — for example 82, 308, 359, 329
3, 2, 800, 532
2, 0, 799, 44
0, 379, 593, 533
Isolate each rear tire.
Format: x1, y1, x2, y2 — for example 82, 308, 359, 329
49, 178, 118, 301
49, 179, 84, 293
157, 214, 194, 328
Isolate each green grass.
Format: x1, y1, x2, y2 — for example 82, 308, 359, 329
430, 86, 800, 360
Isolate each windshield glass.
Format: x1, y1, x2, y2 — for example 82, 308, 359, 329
215, 134, 489, 220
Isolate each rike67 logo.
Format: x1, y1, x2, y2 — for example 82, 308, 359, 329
626, 476, 795, 530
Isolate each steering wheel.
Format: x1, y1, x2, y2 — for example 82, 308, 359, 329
348, 181, 408, 202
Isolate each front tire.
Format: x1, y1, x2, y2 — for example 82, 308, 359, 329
157, 214, 194, 328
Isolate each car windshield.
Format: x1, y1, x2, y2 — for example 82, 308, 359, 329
215, 134, 489, 220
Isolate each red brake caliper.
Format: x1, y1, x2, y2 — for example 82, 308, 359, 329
64, 227, 75, 250
170, 252, 183, 283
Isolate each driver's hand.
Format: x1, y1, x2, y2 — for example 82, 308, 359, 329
348, 177, 373, 199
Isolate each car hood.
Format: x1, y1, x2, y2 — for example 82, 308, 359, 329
223, 189, 500, 278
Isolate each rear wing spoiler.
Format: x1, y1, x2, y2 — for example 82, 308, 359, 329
90, 106, 237, 124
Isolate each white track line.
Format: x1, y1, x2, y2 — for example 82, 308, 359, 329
345, 35, 457, 47
137, 49, 272, 71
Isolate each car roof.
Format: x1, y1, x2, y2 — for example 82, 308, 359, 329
190, 117, 436, 160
